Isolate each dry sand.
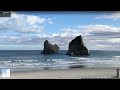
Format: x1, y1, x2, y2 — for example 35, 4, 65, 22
0, 68, 119, 79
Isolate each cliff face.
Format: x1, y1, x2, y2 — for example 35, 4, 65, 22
41, 40, 59, 54
66, 35, 90, 56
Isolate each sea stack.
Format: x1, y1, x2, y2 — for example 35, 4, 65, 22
41, 40, 59, 54
66, 35, 90, 56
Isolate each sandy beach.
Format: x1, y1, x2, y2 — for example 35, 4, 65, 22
0, 68, 119, 79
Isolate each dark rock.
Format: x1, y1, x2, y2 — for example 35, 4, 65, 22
66, 35, 90, 56
41, 40, 59, 54
69, 65, 85, 68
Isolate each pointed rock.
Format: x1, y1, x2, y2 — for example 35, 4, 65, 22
66, 35, 90, 56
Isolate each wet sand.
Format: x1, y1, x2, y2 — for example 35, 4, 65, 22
0, 68, 119, 79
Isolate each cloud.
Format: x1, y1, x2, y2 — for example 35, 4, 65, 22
96, 11, 120, 20
47, 28, 83, 38
0, 11, 56, 49
35, 24, 120, 50
48, 18, 54, 24
79, 24, 120, 32
39, 24, 120, 50
79, 24, 120, 36
78, 24, 120, 50
108, 38, 120, 43
11, 12, 47, 25
0, 12, 53, 33
0, 11, 120, 50
0, 22, 120, 50
26, 15, 46, 25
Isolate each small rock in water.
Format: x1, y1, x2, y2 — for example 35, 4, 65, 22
41, 40, 59, 54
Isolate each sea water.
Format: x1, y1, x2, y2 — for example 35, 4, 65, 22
0, 50, 120, 72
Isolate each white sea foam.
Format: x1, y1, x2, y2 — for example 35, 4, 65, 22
12, 60, 38, 63
54, 60, 75, 65
46, 59, 51, 61
1, 53, 120, 71
52, 59, 64, 61
113, 56, 120, 58
0, 60, 11, 63
69, 57, 90, 60
112, 56, 120, 60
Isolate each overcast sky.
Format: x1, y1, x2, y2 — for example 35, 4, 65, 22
0, 11, 120, 50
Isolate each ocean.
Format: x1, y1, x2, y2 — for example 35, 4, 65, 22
0, 50, 120, 72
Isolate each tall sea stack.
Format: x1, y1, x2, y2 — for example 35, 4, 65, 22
66, 35, 90, 56
41, 40, 59, 54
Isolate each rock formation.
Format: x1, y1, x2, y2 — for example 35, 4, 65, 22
41, 40, 59, 54
66, 35, 90, 56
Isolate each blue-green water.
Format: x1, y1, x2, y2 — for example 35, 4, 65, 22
0, 50, 120, 72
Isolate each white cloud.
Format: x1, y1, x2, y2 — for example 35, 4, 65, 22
32, 24, 120, 50
0, 12, 53, 33
48, 18, 54, 24
96, 11, 120, 20
95, 44, 109, 48
50, 33, 60, 37
79, 24, 120, 50
108, 38, 120, 43
0, 23, 120, 50
79, 24, 120, 33
41, 24, 120, 50
26, 16, 46, 25
0, 11, 120, 50
11, 12, 46, 25
60, 28, 83, 37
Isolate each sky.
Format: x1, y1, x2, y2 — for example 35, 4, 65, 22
0, 11, 120, 50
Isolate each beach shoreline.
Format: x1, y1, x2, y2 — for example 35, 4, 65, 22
0, 67, 119, 79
